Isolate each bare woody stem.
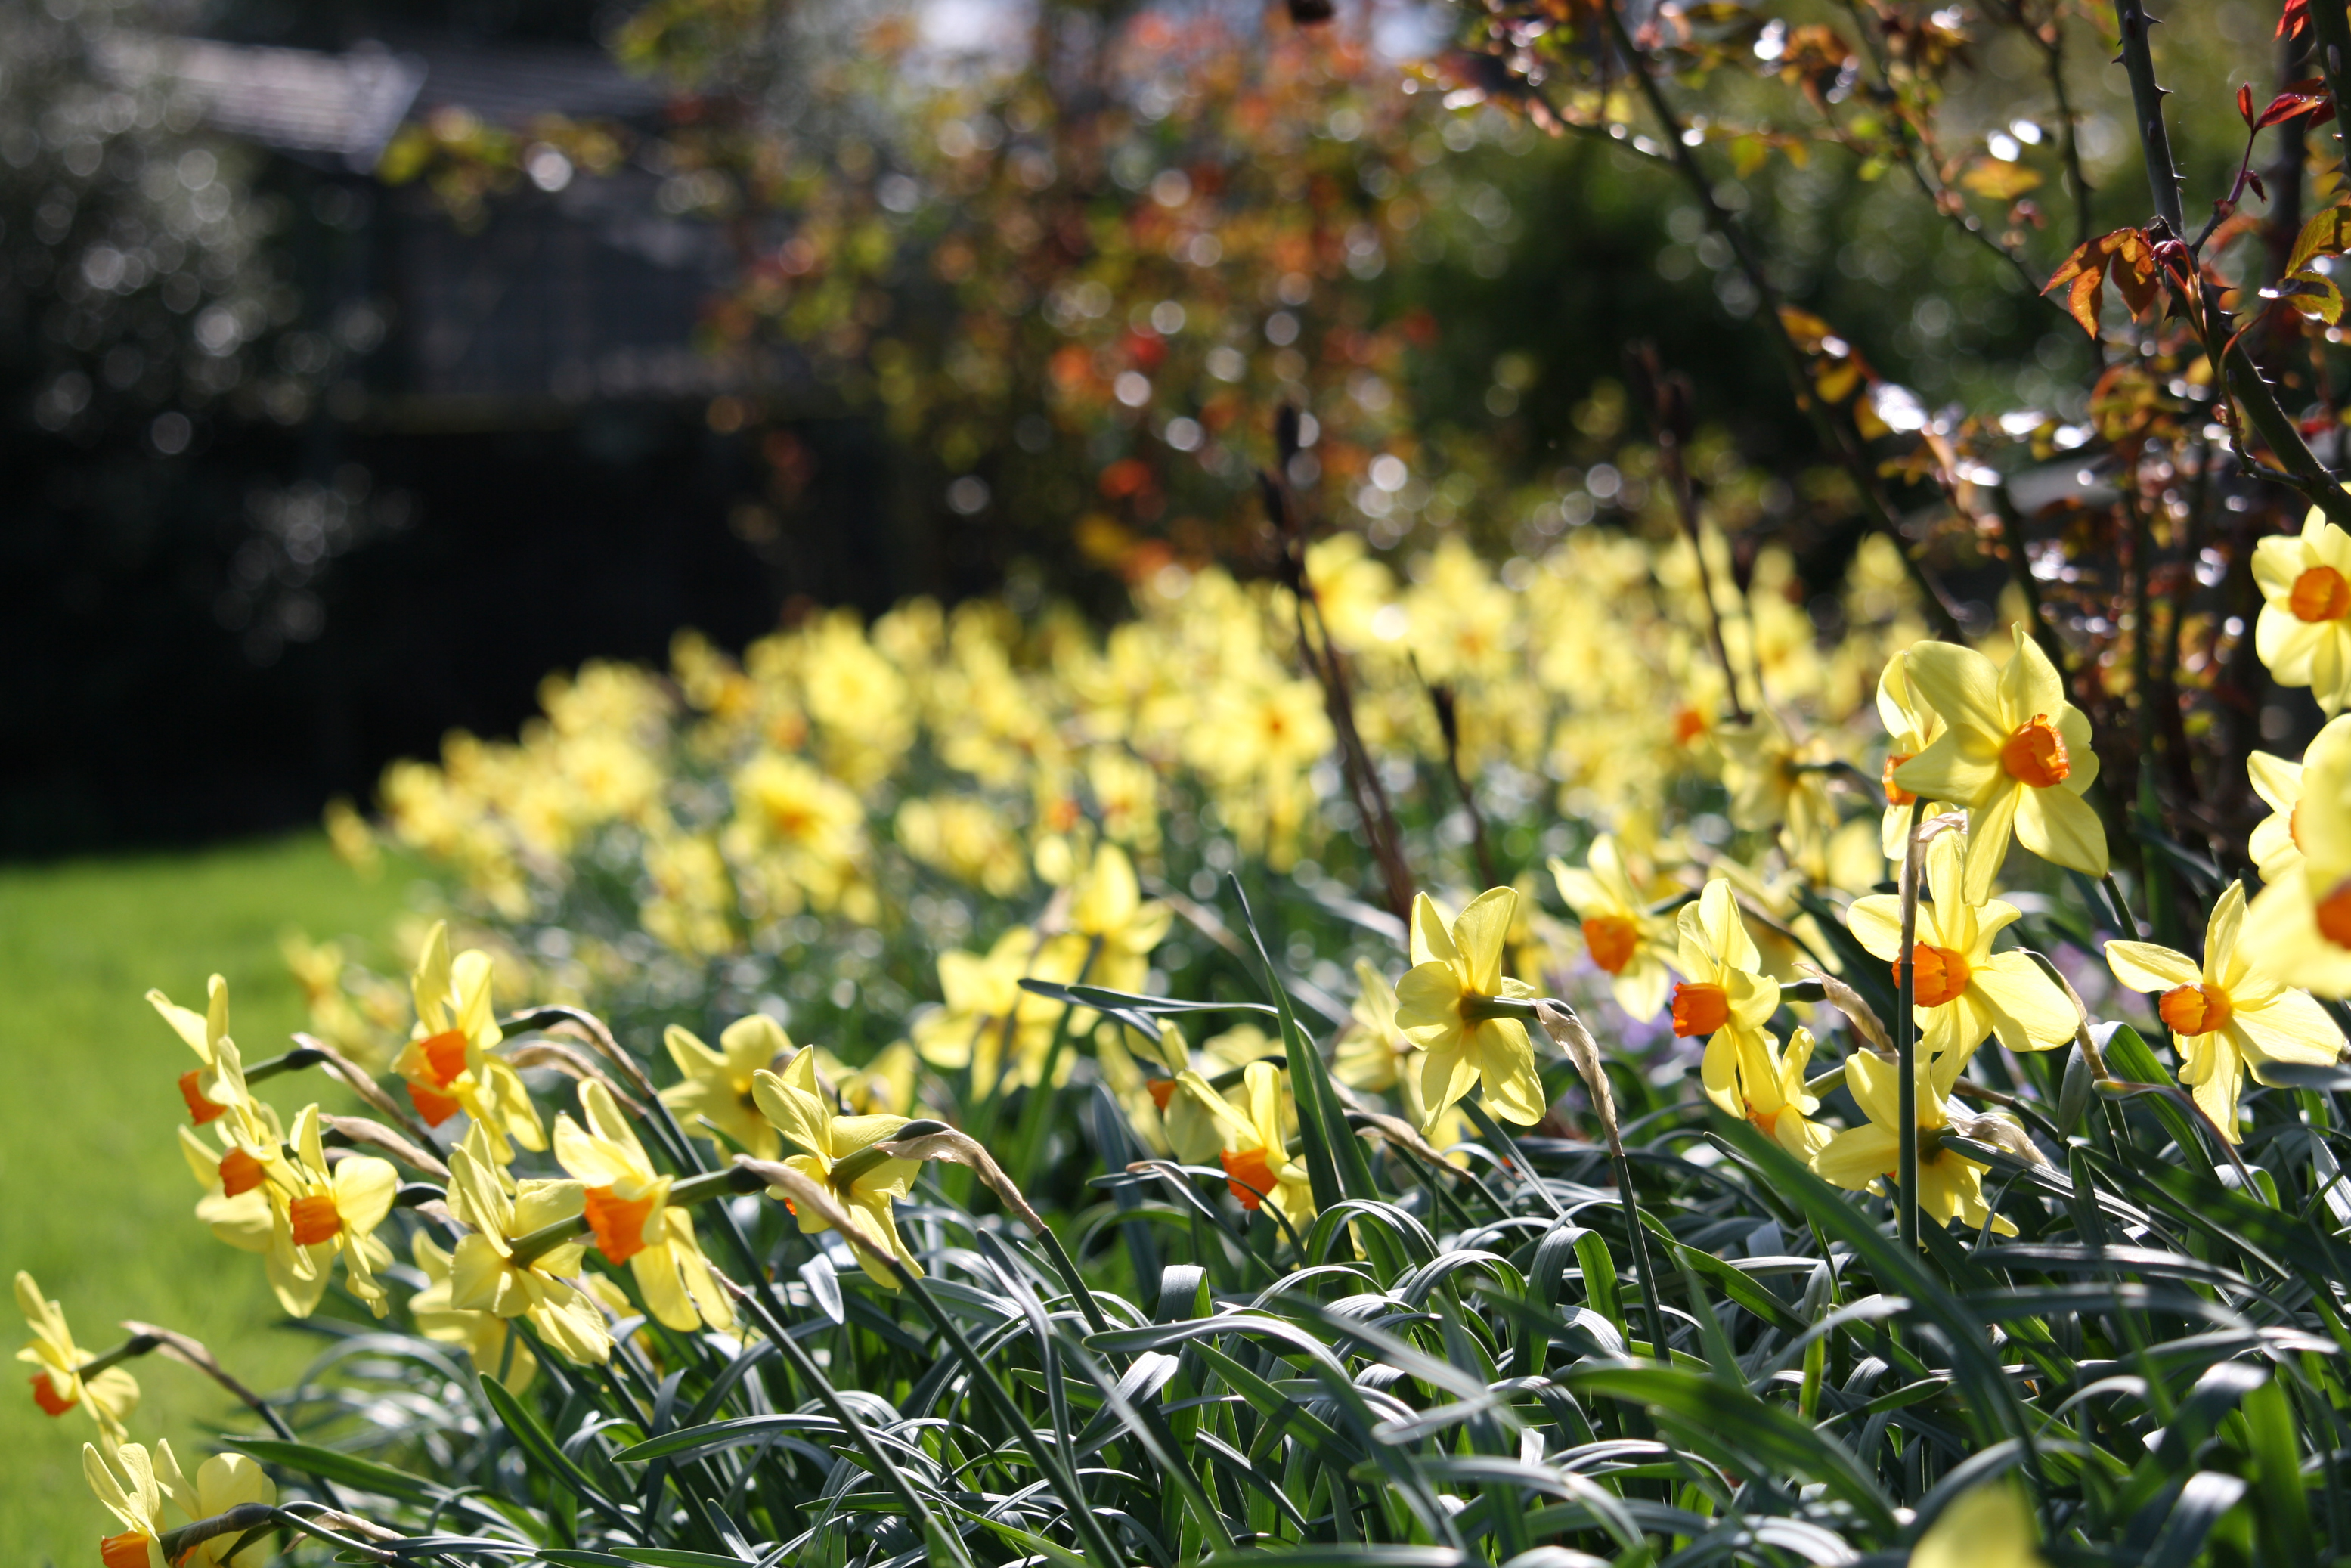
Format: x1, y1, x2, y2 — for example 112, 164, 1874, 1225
2110, 1, 2351, 522
1603, 0, 1969, 642
2306, 0, 2351, 177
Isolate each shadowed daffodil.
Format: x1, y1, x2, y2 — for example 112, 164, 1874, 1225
268, 1105, 398, 1319
1845, 832, 2077, 1071
2244, 726, 2351, 996
1203, 1061, 1316, 1229
2247, 714, 2350, 885
753, 1050, 922, 1286
1875, 647, 1948, 858
1812, 1049, 2017, 1236
2105, 881, 2346, 1141
1892, 625, 2105, 900
444, 1122, 610, 1367
553, 1079, 733, 1331
1550, 836, 1673, 1021
660, 1013, 790, 1162
1394, 888, 1547, 1130
84, 1440, 169, 1568
17, 1272, 136, 1446
410, 1232, 536, 1390
1727, 1028, 1830, 1160
1668, 880, 1782, 1120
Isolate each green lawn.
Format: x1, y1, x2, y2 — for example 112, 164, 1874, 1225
0, 835, 417, 1560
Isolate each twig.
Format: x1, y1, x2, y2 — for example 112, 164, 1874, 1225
1895, 801, 1931, 1251
1412, 656, 1501, 889
1631, 342, 1748, 724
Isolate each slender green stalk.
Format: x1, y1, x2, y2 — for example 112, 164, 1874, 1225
1895, 800, 1930, 1252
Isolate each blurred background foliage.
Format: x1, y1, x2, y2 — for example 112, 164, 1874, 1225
0, 0, 2303, 855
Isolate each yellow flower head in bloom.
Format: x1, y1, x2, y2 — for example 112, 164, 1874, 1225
1892, 625, 2106, 901
2247, 714, 2351, 884
2105, 882, 2347, 1141
913, 925, 1072, 1092
1550, 835, 1674, 1022
398, 922, 544, 1162
553, 1079, 733, 1332
149, 1440, 276, 1568
444, 1122, 611, 1367
2253, 507, 2351, 714
1394, 888, 1547, 1131
147, 973, 241, 1129
268, 1105, 399, 1319
1727, 1027, 1830, 1161
1845, 832, 2077, 1071
1057, 841, 1174, 995
753, 1050, 922, 1287
1875, 646, 1948, 859
1912, 1478, 2050, 1568
1668, 880, 1782, 1120
16, 1272, 137, 1447
410, 1230, 537, 1391
2244, 724, 2351, 997
1714, 709, 1838, 875
1197, 1060, 1317, 1229
84, 1440, 168, 1568
1812, 1049, 2017, 1236
174, 1040, 289, 1258
661, 1013, 791, 1162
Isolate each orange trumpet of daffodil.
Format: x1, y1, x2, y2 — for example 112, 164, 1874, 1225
553, 1079, 734, 1332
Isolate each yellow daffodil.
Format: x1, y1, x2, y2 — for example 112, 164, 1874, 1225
1812, 1049, 2016, 1236
174, 1049, 284, 1257
1057, 841, 1173, 994
84, 1441, 169, 1568
268, 1105, 398, 1318
1726, 1027, 1830, 1160
410, 1231, 536, 1390
147, 974, 240, 1128
661, 1014, 791, 1161
912, 926, 1076, 1091
1335, 965, 1474, 1150
1845, 832, 2077, 1070
2253, 508, 2351, 714
1913, 1479, 2050, 1568
444, 1122, 611, 1366
1550, 836, 1674, 1021
398, 923, 544, 1161
1668, 880, 1783, 1120
151, 1441, 275, 1568
1207, 1061, 1317, 1229
752, 1050, 922, 1286
553, 1080, 733, 1332
2105, 882, 2346, 1140
17, 1272, 136, 1446
1875, 646, 1948, 858
1714, 710, 1838, 875
2244, 728, 2351, 996
1892, 626, 2105, 900
1395, 888, 1547, 1130
2248, 715, 2351, 883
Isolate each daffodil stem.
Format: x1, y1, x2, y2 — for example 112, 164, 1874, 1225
69, 1333, 160, 1380
239, 1046, 327, 1083
1897, 799, 1929, 1253
1008, 936, 1101, 1189
1460, 996, 1546, 1024
506, 1166, 762, 1267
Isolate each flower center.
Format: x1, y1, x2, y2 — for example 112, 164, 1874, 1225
30, 1371, 76, 1416
2289, 563, 2351, 622
1882, 751, 1916, 807
1148, 1079, 1177, 1111
1999, 714, 2071, 788
178, 1069, 225, 1126
100, 1530, 154, 1568
2318, 879, 2351, 950
1581, 914, 1641, 975
1893, 944, 1971, 1008
408, 1083, 462, 1126
1673, 706, 1708, 744
218, 1146, 265, 1197
2157, 981, 2233, 1037
1219, 1147, 1278, 1210
584, 1185, 659, 1263
417, 1029, 471, 1088
1671, 982, 1730, 1037
289, 1193, 343, 1247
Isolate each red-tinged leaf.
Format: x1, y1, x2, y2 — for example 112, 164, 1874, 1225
2108, 230, 2161, 317
2241, 82, 2258, 129
2259, 91, 2333, 129
2042, 233, 2111, 293
2064, 266, 2105, 338
2249, 171, 2270, 203
2281, 0, 2309, 40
